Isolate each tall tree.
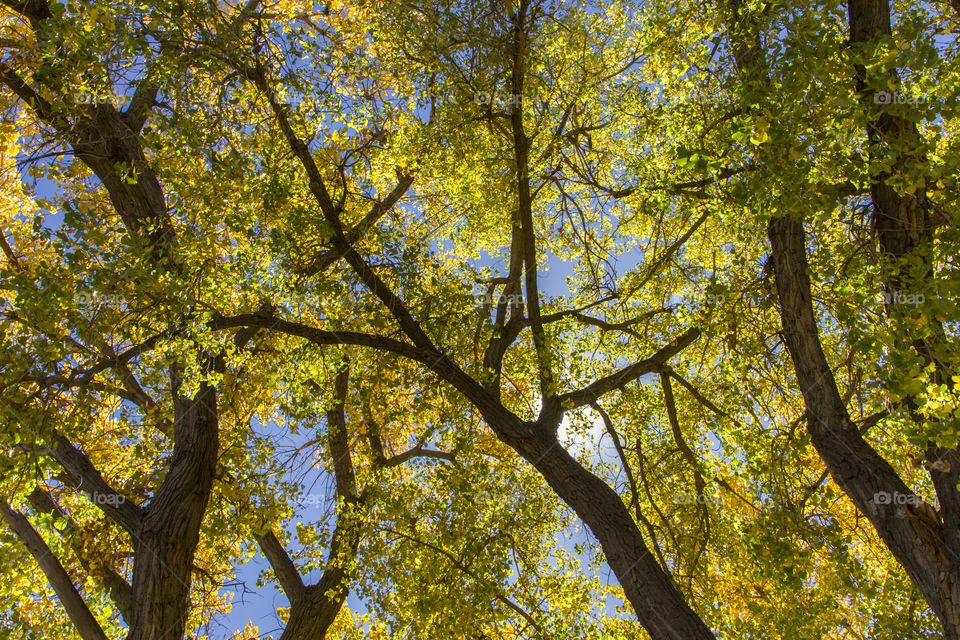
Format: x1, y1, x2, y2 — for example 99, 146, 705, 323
0, 0, 957, 639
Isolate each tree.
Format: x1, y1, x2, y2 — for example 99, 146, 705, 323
0, 0, 957, 639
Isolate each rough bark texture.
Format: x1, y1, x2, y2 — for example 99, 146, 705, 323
0, 499, 108, 640
49, 430, 143, 534
0, 0, 173, 259
522, 434, 716, 640
127, 376, 219, 640
847, 0, 960, 634
769, 214, 960, 639
723, 0, 960, 634
0, 4, 231, 639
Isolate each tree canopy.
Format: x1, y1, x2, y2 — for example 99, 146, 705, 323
0, 0, 959, 638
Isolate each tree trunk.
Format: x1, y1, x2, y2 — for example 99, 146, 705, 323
768, 213, 960, 639
847, 0, 960, 634
511, 429, 716, 640
127, 380, 220, 640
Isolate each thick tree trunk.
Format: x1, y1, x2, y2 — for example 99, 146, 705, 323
724, 0, 960, 633
768, 214, 960, 639
511, 429, 716, 640
277, 578, 351, 640
127, 380, 220, 640
846, 1, 960, 634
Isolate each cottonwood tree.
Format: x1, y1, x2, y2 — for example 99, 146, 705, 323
0, 0, 958, 639
720, 0, 960, 637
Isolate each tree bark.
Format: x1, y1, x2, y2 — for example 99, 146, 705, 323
215, 310, 717, 640
724, 0, 960, 633
0, 499, 108, 640
768, 213, 960, 639
258, 371, 365, 640
847, 0, 960, 634
127, 375, 220, 640
521, 434, 716, 640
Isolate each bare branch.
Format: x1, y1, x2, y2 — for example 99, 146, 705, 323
480, 207, 526, 396
663, 367, 738, 424
0, 62, 55, 121
542, 307, 672, 338
508, 8, 553, 400
210, 311, 528, 439
326, 369, 357, 502
631, 209, 711, 294
0, 226, 22, 270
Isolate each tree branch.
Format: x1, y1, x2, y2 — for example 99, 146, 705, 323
277, 368, 368, 640
508, 5, 553, 401
299, 173, 415, 276
0, 498, 108, 640
661, 372, 710, 589
383, 526, 548, 638
0, 0, 51, 27
48, 430, 143, 535
378, 446, 457, 468
255, 529, 306, 605
556, 328, 701, 409
27, 487, 133, 622
591, 402, 670, 571
210, 311, 528, 440
479, 206, 527, 397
